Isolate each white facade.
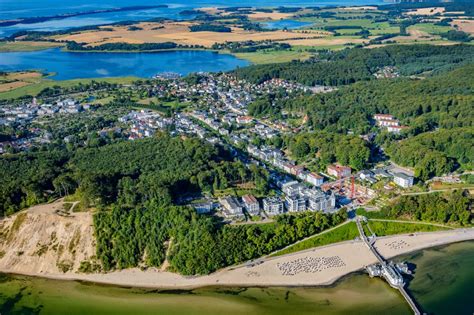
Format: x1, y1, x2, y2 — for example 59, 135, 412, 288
393, 173, 414, 188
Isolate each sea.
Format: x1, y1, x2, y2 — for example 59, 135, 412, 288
1, 241, 473, 315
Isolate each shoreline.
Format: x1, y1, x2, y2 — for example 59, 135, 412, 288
2, 228, 473, 290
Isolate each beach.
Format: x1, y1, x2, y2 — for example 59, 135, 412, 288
2, 221, 473, 289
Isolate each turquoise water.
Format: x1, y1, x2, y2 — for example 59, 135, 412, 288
0, 48, 250, 80
262, 20, 313, 30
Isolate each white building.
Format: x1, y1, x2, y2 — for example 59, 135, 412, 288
285, 195, 306, 212
306, 172, 324, 186
393, 173, 414, 188
305, 189, 336, 212
219, 197, 243, 217
263, 197, 284, 215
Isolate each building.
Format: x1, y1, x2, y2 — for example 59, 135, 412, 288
282, 181, 305, 197
387, 125, 407, 134
393, 173, 414, 188
290, 165, 305, 176
305, 189, 336, 212
306, 172, 324, 186
193, 201, 214, 214
242, 194, 260, 215
263, 196, 284, 216
285, 195, 307, 212
373, 114, 394, 121
377, 119, 399, 127
236, 116, 253, 124
219, 196, 243, 217
382, 264, 405, 287
327, 164, 351, 178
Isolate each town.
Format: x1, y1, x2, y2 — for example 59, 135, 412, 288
0, 72, 422, 223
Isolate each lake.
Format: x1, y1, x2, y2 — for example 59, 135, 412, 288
0, 48, 250, 80
1, 241, 473, 315
0, 0, 386, 37
262, 20, 314, 30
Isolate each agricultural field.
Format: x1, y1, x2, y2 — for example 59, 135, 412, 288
0, 71, 44, 93
0, 41, 64, 52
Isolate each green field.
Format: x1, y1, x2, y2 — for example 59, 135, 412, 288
367, 220, 451, 237
271, 222, 359, 257
233, 49, 314, 64
0, 41, 64, 52
0, 76, 139, 100
408, 23, 452, 35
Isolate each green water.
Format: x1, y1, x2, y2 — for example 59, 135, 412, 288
1, 241, 473, 315
403, 241, 474, 315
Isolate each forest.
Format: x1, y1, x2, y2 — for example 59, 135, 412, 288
94, 203, 348, 274
283, 132, 372, 171
233, 45, 474, 85
380, 190, 472, 226
384, 127, 473, 180
0, 134, 267, 216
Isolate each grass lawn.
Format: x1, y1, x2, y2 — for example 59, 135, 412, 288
0, 76, 139, 100
367, 220, 451, 237
408, 23, 452, 35
271, 222, 359, 257
0, 41, 64, 52
233, 49, 313, 64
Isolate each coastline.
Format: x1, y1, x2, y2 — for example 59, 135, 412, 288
2, 228, 473, 290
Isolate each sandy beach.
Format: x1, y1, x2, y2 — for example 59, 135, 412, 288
2, 224, 473, 289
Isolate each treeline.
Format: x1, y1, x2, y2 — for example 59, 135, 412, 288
94, 204, 348, 274
385, 127, 473, 180
38, 81, 118, 98
233, 45, 474, 85
0, 135, 266, 216
65, 41, 198, 51
189, 24, 232, 33
381, 190, 472, 226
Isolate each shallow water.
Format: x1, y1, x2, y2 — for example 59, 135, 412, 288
0, 273, 410, 315
1, 241, 473, 315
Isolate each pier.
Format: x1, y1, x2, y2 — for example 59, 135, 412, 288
356, 217, 422, 315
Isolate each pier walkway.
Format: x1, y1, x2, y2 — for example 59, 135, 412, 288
356, 217, 422, 315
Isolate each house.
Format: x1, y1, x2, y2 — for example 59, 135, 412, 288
290, 165, 305, 176
242, 195, 260, 215
306, 172, 324, 186
327, 164, 351, 178
236, 116, 253, 124
263, 197, 284, 215
393, 173, 414, 188
387, 125, 407, 134
285, 195, 307, 212
219, 196, 243, 217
